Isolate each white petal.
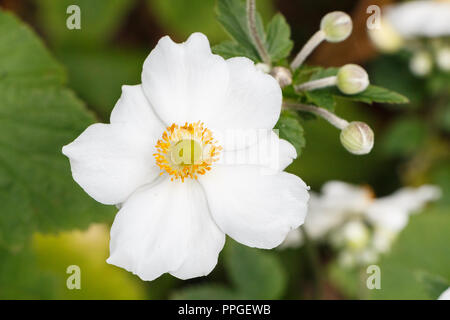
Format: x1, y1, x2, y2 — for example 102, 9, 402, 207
320, 181, 374, 212
304, 193, 347, 239
141, 34, 282, 148
107, 178, 225, 281
219, 130, 297, 172
62, 85, 163, 205
366, 201, 410, 232
303, 182, 374, 239
438, 287, 450, 300
110, 85, 164, 139
141, 33, 229, 126
212, 57, 282, 131
278, 139, 298, 170
385, 1, 450, 37
207, 58, 282, 150
365, 185, 441, 231
278, 228, 304, 249
199, 166, 309, 249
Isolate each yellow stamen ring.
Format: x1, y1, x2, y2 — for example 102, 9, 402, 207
154, 122, 222, 182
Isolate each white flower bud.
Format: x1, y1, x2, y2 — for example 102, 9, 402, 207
436, 47, 450, 72
368, 18, 404, 53
336, 64, 369, 95
409, 51, 433, 77
320, 11, 353, 43
340, 121, 374, 155
255, 63, 271, 74
270, 66, 292, 88
341, 221, 370, 250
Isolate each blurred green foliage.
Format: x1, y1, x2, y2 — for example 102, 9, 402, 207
330, 208, 450, 299
1, 225, 146, 299
0, 10, 113, 248
0, 0, 448, 300
173, 240, 287, 299
36, 0, 136, 49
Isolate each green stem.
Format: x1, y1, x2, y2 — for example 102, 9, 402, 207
302, 228, 324, 299
246, 0, 271, 66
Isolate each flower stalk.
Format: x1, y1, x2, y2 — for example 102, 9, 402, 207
246, 0, 271, 66
283, 102, 349, 130
296, 64, 369, 95
295, 75, 337, 92
290, 30, 326, 70
290, 11, 353, 70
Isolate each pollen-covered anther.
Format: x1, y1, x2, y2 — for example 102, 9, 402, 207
153, 122, 222, 182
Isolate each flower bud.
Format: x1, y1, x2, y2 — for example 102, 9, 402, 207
320, 11, 353, 43
336, 64, 369, 95
255, 63, 271, 74
368, 18, 404, 53
409, 51, 433, 77
340, 121, 374, 155
270, 66, 292, 88
342, 221, 370, 250
436, 47, 450, 72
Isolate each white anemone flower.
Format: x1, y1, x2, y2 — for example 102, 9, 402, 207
438, 287, 450, 300
384, 1, 450, 38
368, 1, 450, 53
62, 33, 310, 281
280, 181, 440, 262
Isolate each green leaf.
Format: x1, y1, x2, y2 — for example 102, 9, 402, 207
0, 10, 114, 247
172, 240, 288, 300
216, 0, 264, 61
368, 208, 450, 299
295, 67, 338, 111
57, 48, 147, 120
305, 90, 336, 111
434, 102, 450, 133
292, 65, 323, 88
32, 227, 146, 299
215, 0, 286, 63
309, 67, 339, 79
171, 284, 239, 300
212, 40, 259, 61
330, 208, 450, 299
431, 163, 450, 207
274, 110, 306, 157
339, 85, 409, 105
0, 226, 147, 299
225, 240, 287, 299
381, 118, 428, 157
368, 55, 424, 107
294, 67, 409, 107
0, 247, 57, 299
265, 13, 293, 62
147, 0, 228, 44
426, 71, 450, 96
415, 271, 449, 299
36, 0, 136, 49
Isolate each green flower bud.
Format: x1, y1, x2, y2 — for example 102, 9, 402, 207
320, 11, 353, 43
270, 66, 292, 88
340, 121, 374, 155
337, 64, 369, 95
